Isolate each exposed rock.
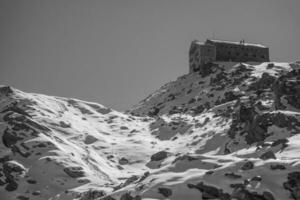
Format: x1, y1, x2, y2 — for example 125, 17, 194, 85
120, 193, 141, 200
260, 151, 276, 160
5, 181, 18, 191
249, 73, 276, 90
224, 172, 242, 179
251, 176, 262, 182
79, 189, 106, 200
148, 107, 160, 117
187, 182, 230, 200
273, 72, 300, 110
119, 157, 129, 165
138, 171, 150, 182
59, 121, 71, 128
263, 191, 276, 200
271, 139, 289, 149
3, 160, 26, 189
150, 151, 168, 161
27, 179, 37, 184
2, 129, 23, 147
16, 196, 29, 200
241, 161, 254, 170
198, 62, 218, 77
63, 167, 85, 178
283, 171, 300, 200
158, 187, 172, 197
120, 126, 129, 130
0, 85, 14, 96
114, 175, 139, 191
270, 164, 286, 170
84, 135, 98, 144
32, 190, 41, 195
3, 160, 26, 176
232, 187, 275, 200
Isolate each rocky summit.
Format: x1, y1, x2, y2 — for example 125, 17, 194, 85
1, 61, 300, 200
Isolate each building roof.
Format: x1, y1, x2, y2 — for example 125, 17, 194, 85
207, 39, 267, 48
194, 40, 215, 47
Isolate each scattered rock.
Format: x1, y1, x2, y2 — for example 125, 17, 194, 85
27, 179, 37, 184
59, 121, 71, 128
241, 161, 254, 170
187, 182, 230, 200
260, 151, 276, 160
251, 176, 262, 182
270, 164, 286, 170
17, 196, 29, 200
5, 181, 18, 191
120, 126, 129, 130
84, 135, 98, 144
63, 167, 85, 178
138, 171, 150, 182
120, 193, 141, 200
263, 191, 276, 200
0, 85, 14, 96
283, 171, 300, 200
158, 187, 172, 197
119, 157, 129, 165
271, 139, 288, 149
150, 151, 168, 161
2, 129, 23, 147
79, 189, 106, 200
205, 170, 214, 175
224, 172, 242, 179
32, 190, 41, 195
148, 107, 160, 117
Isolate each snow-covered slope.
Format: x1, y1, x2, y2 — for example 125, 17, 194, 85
1, 61, 300, 200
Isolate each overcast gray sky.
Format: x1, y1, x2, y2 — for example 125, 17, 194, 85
0, 0, 299, 111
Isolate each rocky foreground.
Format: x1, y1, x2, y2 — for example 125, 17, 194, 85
1, 61, 300, 200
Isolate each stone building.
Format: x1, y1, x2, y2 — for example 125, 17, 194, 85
189, 39, 270, 73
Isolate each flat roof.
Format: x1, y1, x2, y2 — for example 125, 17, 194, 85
207, 39, 267, 48
194, 41, 215, 46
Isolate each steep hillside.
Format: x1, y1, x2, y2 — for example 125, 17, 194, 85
1, 61, 300, 200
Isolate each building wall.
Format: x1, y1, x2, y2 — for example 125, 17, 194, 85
189, 41, 216, 73
206, 40, 269, 62
200, 44, 216, 63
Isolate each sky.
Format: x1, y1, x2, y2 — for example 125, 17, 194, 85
0, 0, 299, 111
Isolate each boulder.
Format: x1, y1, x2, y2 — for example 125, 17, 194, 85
270, 164, 286, 170
150, 151, 168, 161
241, 161, 254, 170
283, 171, 300, 200
63, 166, 85, 178
119, 157, 129, 165
260, 151, 276, 160
158, 187, 172, 197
